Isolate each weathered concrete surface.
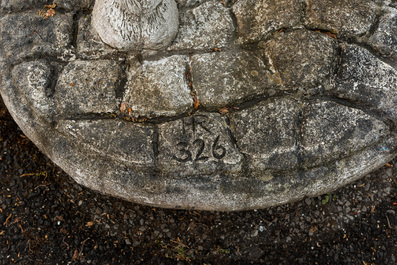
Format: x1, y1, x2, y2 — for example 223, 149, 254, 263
233, 0, 302, 44
301, 100, 390, 168
191, 50, 276, 109
265, 30, 337, 89
55, 60, 123, 117
76, 15, 117, 58
168, 1, 234, 50
0, 12, 73, 64
158, 113, 243, 175
11, 60, 56, 120
122, 55, 192, 118
332, 44, 397, 121
229, 98, 300, 172
305, 0, 377, 38
176, 0, 235, 7
57, 120, 155, 166
0, 0, 93, 12
368, 7, 397, 61
0, 1, 396, 211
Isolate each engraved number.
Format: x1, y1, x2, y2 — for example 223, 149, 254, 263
173, 142, 192, 163
193, 139, 209, 161
212, 135, 226, 159
173, 136, 226, 162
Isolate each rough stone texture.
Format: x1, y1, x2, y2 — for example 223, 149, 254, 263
92, 0, 179, 50
175, 0, 207, 7
265, 30, 337, 89
332, 44, 397, 121
55, 60, 123, 116
368, 7, 397, 61
11, 60, 56, 120
176, 0, 235, 7
229, 98, 300, 173
0, 0, 94, 13
232, 0, 303, 44
158, 113, 243, 176
0, 12, 73, 64
305, 0, 377, 38
57, 120, 155, 166
77, 15, 117, 58
191, 50, 276, 109
301, 100, 389, 168
122, 55, 192, 118
0, 1, 396, 211
168, 1, 234, 50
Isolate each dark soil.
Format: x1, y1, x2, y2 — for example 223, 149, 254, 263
0, 99, 396, 265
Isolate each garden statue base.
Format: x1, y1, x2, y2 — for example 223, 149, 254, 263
0, 0, 396, 210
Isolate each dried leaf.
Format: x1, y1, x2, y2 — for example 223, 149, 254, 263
193, 96, 199, 109
44, 3, 57, 9
325, 32, 337, 39
43, 9, 56, 19
219, 108, 229, 115
120, 102, 128, 113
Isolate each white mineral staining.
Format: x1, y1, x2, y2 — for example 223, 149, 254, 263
232, 0, 302, 44
92, 0, 179, 50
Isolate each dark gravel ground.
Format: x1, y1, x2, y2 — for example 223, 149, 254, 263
0, 98, 396, 265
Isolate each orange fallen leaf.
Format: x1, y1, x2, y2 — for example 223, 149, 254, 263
219, 108, 229, 115
44, 3, 57, 9
325, 32, 337, 39
120, 102, 128, 112
193, 96, 199, 109
86, 221, 94, 227
43, 9, 56, 19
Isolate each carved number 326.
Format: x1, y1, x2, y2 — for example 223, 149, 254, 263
173, 135, 226, 162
